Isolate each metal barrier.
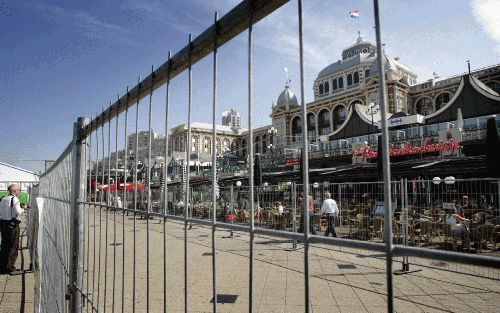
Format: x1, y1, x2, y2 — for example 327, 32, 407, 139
31, 1, 500, 312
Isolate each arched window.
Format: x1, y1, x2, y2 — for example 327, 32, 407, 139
175, 136, 180, 151
415, 97, 434, 116
231, 139, 239, 156
435, 92, 452, 111
318, 109, 331, 135
353, 72, 359, 84
254, 136, 261, 154
222, 138, 230, 154
191, 135, 198, 153
338, 76, 344, 89
307, 113, 316, 141
291, 116, 302, 143
216, 138, 222, 155
241, 139, 247, 157
319, 83, 324, 95
324, 82, 329, 93
262, 134, 268, 153
365, 69, 370, 77
332, 105, 347, 130
347, 73, 353, 86
332, 79, 338, 91
202, 137, 211, 154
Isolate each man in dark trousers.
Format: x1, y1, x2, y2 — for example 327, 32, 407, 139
0, 184, 25, 274
320, 192, 339, 237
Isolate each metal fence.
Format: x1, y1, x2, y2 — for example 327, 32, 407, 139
30, 0, 500, 312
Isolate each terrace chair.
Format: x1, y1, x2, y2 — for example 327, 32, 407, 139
415, 220, 432, 246
471, 224, 496, 252
281, 211, 293, 230
353, 213, 368, 239
369, 217, 384, 241
441, 224, 458, 251
313, 214, 324, 233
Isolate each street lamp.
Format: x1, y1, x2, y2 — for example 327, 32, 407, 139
366, 102, 380, 139
267, 126, 278, 149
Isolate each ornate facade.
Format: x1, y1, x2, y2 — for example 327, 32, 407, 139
167, 34, 500, 164
270, 34, 500, 148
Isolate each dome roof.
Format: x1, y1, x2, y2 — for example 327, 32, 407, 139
277, 86, 299, 107
317, 53, 376, 80
368, 52, 398, 76
316, 34, 377, 80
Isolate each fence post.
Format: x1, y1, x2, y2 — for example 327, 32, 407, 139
69, 117, 90, 313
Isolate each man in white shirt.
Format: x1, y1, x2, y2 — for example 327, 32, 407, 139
0, 184, 25, 274
320, 192, 339, 237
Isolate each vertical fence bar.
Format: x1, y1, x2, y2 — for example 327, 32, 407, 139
104, 107, 112, 313
372, 0, 394, 311
211, 12, 219, 313
69, 117, 89, 313
185, 33, 193, 313
97, 109, 105, 311
146, 65, 155, 313
247, 1, 255, 311
163, 51, 172, 313
122, 87, 129, 313
81, 126, 87, 312
85, 120, 92, 313
297, 0, 310, 311
133, 77, 141, 313
92, 114, 99, 311
113, 96, 120, 313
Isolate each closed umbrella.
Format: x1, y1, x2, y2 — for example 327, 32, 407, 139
456, 108, 464, 129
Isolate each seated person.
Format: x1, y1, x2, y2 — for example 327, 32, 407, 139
277, 202, 284, 215
446, 206, 470, 236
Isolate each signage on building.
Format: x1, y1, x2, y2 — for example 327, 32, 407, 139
388, 114, 424, 128
352, 139, 461, 163
285, 158, 300, 166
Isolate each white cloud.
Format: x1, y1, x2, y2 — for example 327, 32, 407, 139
471, 0, 500, 55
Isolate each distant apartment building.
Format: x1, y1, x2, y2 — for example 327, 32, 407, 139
221, 109, 241, 128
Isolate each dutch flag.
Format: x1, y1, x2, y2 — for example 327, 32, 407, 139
350, 9, 359, 18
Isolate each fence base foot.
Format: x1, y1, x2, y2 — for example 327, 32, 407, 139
285, 242, 303, 251
394, 263, 422, 275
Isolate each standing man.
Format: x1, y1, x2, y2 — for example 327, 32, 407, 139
321, 192, 339, 237
0, 184, 25, 274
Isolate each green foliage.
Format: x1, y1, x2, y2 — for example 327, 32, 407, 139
0, 191, 29, 204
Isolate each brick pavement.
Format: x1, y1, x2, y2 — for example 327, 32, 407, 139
7, 208, 499, 312
0, 223, 34, 313
80, 209, 500, 313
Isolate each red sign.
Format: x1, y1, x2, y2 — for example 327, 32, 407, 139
285, 158, 300, 166
352, 139, 461, 162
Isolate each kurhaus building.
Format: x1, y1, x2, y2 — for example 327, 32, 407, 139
271, 34, 500, 149
167, 34, 500, 181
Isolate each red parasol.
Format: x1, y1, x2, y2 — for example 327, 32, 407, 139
103, 183, 145, 191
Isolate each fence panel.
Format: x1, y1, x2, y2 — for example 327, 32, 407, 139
36, 146, 74, 313
27, 1, 500, 312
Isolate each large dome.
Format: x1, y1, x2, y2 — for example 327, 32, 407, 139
277, 86, 299, 107
317, 54, 375, 80
317, 35, 377, 80
368, 52, 397, 76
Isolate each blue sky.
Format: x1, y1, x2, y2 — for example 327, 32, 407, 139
1, 0, 499, 173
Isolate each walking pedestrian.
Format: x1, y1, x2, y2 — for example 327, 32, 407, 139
298, 194, 317, 235
0, 184, 25, 274
321, 192, 339, 237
